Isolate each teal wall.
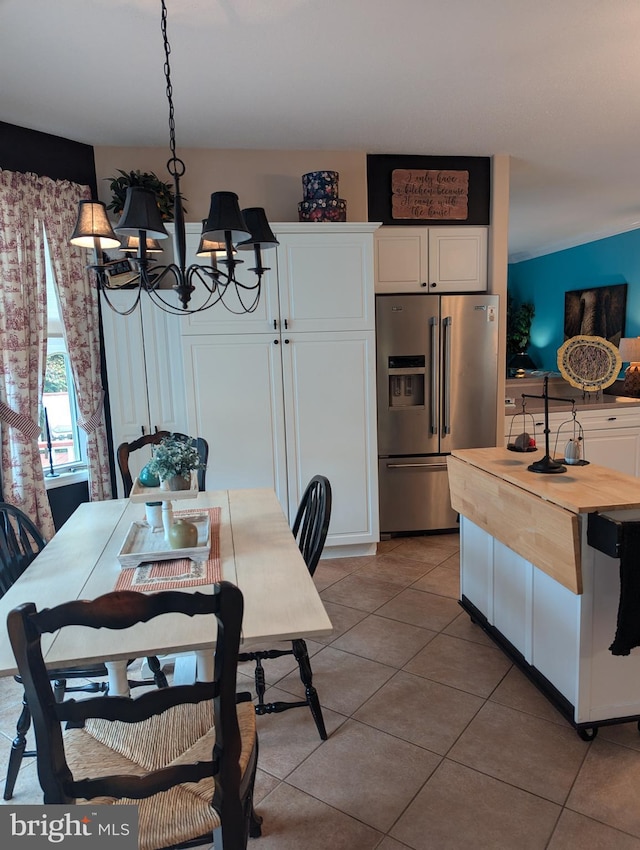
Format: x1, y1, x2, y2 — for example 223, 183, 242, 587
508, 228, 640, 373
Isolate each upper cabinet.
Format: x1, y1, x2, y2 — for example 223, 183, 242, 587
374, 225, 488, 293
179, 222, 378, 336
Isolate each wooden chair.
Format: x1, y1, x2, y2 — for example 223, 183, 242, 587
0, 501, 165, 801
117, 431, 209, 497
8, 583, 261, 850
238, 475, 332, 739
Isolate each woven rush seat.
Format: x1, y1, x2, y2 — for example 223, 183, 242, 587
64, 701, 256, 850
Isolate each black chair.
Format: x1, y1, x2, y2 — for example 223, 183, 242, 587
117, 430, 209, 497
0, 502, 163, 801
8, 583, 261, 850
239, 475, 332, 740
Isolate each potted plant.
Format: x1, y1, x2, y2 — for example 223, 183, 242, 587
146, 434, 202, 490
105, 169, 187, 221
507, 293, 536, 376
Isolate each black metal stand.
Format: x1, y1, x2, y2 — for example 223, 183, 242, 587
522, 376, 574, 474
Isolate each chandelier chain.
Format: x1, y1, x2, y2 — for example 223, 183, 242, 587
161, 0, 184, 177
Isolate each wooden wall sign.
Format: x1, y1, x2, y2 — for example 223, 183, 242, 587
391, 169, 469, 220
367, 154, 490, 226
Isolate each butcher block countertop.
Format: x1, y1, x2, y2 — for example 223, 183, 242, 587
450, 447, 640, 514
448, 448, 640, 594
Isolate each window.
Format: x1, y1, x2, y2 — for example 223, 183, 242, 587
39, 234, 86, 475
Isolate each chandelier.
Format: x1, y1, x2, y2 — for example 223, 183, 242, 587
69, 0, 278, 316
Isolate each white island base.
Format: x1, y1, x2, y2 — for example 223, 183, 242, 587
449, 448, 640, 740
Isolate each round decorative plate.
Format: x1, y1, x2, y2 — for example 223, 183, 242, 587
557, 335, 622, 391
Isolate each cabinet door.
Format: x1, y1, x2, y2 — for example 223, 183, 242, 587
428, 227, 487, 292
181, 334, 288, 508
281, 331, 379, 547
101, 293, 189, 496
169, 224, 281, 336
276, 231, 375, 331
584, 426, 640, 476
374, 226, 427, 293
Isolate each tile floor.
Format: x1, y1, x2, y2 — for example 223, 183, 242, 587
4, 533, 640, 848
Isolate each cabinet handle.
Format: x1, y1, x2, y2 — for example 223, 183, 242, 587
141, 426, 146, 436
420, 282, 427, 287
284, 319, 289, 329
430, 282, 437, 288
284, 339, 290, 344
273, 319, 277, 330
608, 416, 617, 421
273, 339, 279, 345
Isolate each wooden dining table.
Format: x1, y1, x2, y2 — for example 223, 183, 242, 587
0, 488, 333, 695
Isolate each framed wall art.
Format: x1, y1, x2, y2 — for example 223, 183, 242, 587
564, 283, 627, 347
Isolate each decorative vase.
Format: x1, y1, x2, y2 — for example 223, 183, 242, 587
144, 501, 163, 531
168, 518, 198, 549
139, 464, 160, 487
161, 474, 191, 491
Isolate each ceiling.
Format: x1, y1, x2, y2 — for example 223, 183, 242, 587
2, 0, 640, 262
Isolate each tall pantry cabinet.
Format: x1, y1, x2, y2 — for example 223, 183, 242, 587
101, 291, 189, 498
180, 221, 380, 554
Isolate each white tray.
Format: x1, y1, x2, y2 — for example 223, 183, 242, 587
129, 470, 199, 503
117, 512, 211, 569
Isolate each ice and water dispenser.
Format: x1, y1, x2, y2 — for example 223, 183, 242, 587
387, 355, 425, 409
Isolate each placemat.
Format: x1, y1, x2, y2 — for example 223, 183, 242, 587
114, 507, 221, 592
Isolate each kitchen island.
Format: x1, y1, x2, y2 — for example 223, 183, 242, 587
448, 447, 640, 739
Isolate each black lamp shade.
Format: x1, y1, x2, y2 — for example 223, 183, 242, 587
202, 192, 250, 243
114, 187, 169, 240
237, 207, 279, 250
70, 201, 120, 249
120, 235, 163, 253
508, 352, 537, 372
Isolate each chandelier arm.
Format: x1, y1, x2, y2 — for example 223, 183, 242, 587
96, 275, 145, 317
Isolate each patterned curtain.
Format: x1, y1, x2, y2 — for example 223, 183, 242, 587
43, 179, 113, 501
0, 170, 55, 538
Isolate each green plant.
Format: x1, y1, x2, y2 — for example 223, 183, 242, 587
105, 169, 187, 221
147, 434, 202, 480
507, 293, 535, 356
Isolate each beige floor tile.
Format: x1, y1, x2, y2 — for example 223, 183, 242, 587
376, 588, 461, 631
314, 556, 371, 591
331, 614, 436, 668
411, 560, 460, 599
567, 738, 640, 838
254, 685, 347, 779
376, 838, 413, 850
442, 611, 495, 647
254, 782, 382, 849
276, 646, 396, 717
489, 666, 573, 727
448, 701, 589, 804
320, 572, 404, 613
313, 600, 368, 645
390, 534, 460, 566
353, 553, 436, 586
598, 720, 640, 753
287, 718, 441, 832
547, 809, 640, 849
354, 670, 483, 755
391, 759, 560, 850
404, 633, 511, 697
253, 768, 281, 805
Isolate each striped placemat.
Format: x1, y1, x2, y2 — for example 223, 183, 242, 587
114, 507, 222, 592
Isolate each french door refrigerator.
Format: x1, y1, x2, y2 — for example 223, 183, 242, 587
376, 292, 499, 533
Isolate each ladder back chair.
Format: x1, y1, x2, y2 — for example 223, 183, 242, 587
8, 583, 261, 850
117, 431, 209, 497
0, 502, 166, 801
238, 475, 332, 739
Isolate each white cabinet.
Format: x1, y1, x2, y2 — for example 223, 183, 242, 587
181, 223, 380, 553
504, 405, 640, 475
374, 225, 488, 293
101, 292, 189, 497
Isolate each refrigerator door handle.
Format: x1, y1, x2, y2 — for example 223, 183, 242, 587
386, 462, 449, 471
429, 316, 438, 435
442, 316, 452, 435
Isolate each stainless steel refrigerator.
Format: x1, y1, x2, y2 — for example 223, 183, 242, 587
376, 292, 499, 533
